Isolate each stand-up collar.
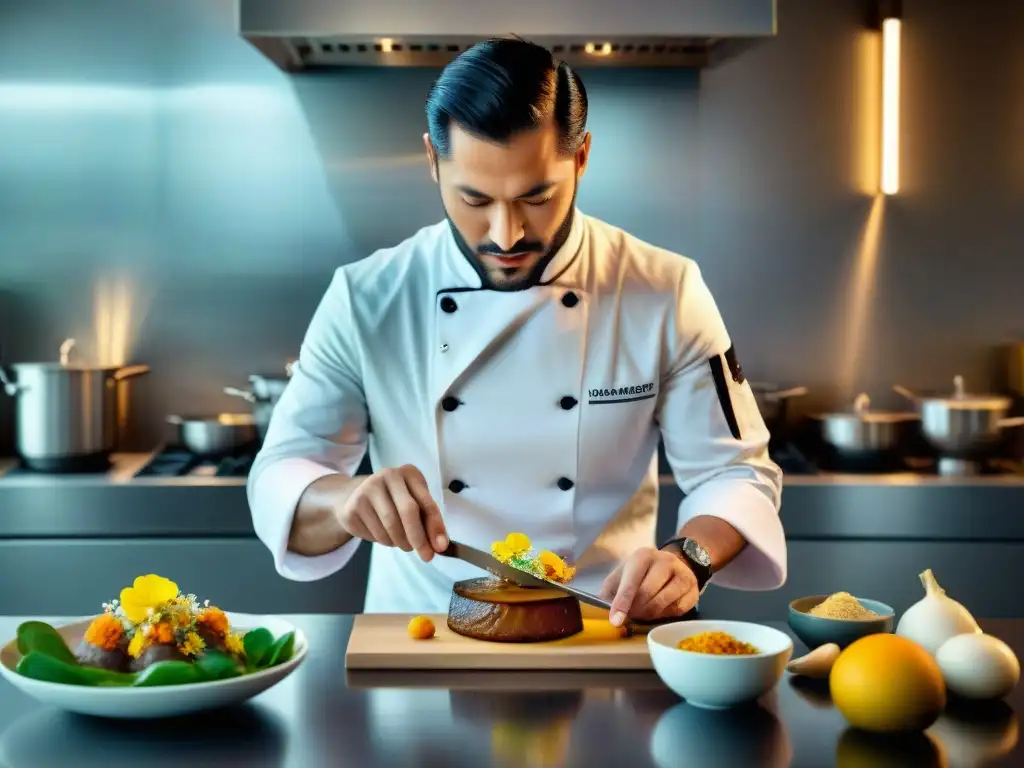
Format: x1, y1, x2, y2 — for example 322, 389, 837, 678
440, 209, 587, 291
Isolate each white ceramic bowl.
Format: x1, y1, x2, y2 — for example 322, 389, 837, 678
647, 620, 793, 709
0, 612, 306, 719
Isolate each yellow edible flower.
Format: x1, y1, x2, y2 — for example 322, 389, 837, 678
492, 532, 531, 562
225, 632, 244, 655
504, 532, 531, 554
119, 575, 180, 624
491, 541, 513, 562
127, 629, 148, 658
180, 631, 205, 657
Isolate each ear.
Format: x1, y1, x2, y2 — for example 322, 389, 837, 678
423, 133, 439, 184
575, 132, 592, 180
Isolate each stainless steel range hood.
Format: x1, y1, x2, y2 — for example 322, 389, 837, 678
240, 0, 777, 71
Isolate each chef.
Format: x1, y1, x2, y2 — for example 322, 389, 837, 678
248, 37, 786, 626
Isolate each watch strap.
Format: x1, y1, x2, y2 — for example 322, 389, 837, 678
660, 536, 713, 593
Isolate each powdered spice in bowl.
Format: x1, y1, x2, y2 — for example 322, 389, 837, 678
676, 631, 760, 656
788, 593, 895, 650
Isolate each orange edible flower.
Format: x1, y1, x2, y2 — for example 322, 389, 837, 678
198, 607, 230, 637
84, 614, 124, 651
538, 550, 576, 583
147, 621, 175, 645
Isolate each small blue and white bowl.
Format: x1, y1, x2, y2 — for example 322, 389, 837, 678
647, 620, 793, 709
787, 595, 895, 650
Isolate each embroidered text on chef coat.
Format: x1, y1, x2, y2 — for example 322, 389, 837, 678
587, 382, 657, 404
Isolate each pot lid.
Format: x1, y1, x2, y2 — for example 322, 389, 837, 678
9, 338, 127, 372
817, 393, 919, 422
926, 375, 1011, 410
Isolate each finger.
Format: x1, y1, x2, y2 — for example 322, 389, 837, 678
402, 465, 448, 551
669, 588, 701, 617
386, 472, 433, 562
630, 559, 676, 618
340, 513, 371, 542
599, 566, 623, 601
367, 480, 411, 551
356, 501, 392, 546
610, 551, 654, 626
639, 578, 688, 620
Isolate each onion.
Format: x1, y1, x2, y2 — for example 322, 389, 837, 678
896, 569, 981, 656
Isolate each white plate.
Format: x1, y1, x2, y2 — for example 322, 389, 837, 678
0, 612, 307, 719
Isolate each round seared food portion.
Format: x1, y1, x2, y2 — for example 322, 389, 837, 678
129, 642, 188, 672
447, 576, 583, 643
75, 639, 129, 672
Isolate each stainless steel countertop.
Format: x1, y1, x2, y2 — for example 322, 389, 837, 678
0, 614, 1021, 767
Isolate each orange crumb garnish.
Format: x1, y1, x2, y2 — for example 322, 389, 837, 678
677, 631, 759, 655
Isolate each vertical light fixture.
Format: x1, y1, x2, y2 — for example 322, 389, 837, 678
877, 0, 902, 195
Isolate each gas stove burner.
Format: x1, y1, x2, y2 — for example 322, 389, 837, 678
134, 448, 255, 478
769, 443, 819, 475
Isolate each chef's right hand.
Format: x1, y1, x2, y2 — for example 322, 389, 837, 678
337, 464, 448, 562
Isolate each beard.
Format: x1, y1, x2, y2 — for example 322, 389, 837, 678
444, 181, 579, 292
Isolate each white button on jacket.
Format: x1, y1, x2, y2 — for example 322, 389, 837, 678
248, 210, 787, 613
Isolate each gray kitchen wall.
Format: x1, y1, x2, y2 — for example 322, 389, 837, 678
1, 0, 1022, 454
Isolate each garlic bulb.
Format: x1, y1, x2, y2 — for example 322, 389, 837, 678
786, 643, 840, 678
896, 568, 981, 655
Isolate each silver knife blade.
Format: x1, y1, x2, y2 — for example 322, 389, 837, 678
439, 540, 614, 613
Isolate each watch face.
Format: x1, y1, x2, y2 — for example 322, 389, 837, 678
683, 539, 711, 568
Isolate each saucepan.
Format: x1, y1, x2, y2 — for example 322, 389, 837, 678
750, 382, 809, 436
166, 413, 260, 458
894, 375, 1024, 459
0, 338, 151, 472
811, 393, 920, 466
222, 360, 295, 440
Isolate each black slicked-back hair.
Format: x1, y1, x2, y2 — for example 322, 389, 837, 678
425, 37, 588, 159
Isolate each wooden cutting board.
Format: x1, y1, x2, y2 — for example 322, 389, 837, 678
345, 614, 654, 670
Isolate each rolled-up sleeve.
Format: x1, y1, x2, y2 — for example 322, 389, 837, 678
247, 267, 368, 582
657, 262, 786, 591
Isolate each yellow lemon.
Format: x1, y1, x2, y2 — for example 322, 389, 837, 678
830, 633, 946, 733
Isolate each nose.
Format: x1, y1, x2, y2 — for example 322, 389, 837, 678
487, 203, 525, 252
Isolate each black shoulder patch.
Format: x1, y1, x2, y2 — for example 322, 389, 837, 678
708, 354, 742, 440
724, 344, 745, 384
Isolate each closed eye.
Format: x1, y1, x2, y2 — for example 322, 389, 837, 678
522, 197, 553, 207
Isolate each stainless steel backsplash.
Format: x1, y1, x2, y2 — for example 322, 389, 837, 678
1, 0, 1022, 453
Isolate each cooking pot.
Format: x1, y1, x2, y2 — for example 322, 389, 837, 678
894, 376, 1024, 459
0, 338, 150, 472
223, 362, 294, 439
812, 393, 920, 466
167, 413, 259, 458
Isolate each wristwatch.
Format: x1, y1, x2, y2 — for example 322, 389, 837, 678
660, 537, 713, 594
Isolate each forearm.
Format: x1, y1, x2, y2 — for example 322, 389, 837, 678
674, 514, 748, 572
288, 473, 366, 556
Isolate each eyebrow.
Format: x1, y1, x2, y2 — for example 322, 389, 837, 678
456, 181, 556, 200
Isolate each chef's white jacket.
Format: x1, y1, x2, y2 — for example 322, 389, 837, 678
248, 210, 787, 613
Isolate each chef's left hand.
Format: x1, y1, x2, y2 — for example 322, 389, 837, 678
599, 547, 698, 627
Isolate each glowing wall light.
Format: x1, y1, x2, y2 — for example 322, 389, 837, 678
878, 1, 902, 195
